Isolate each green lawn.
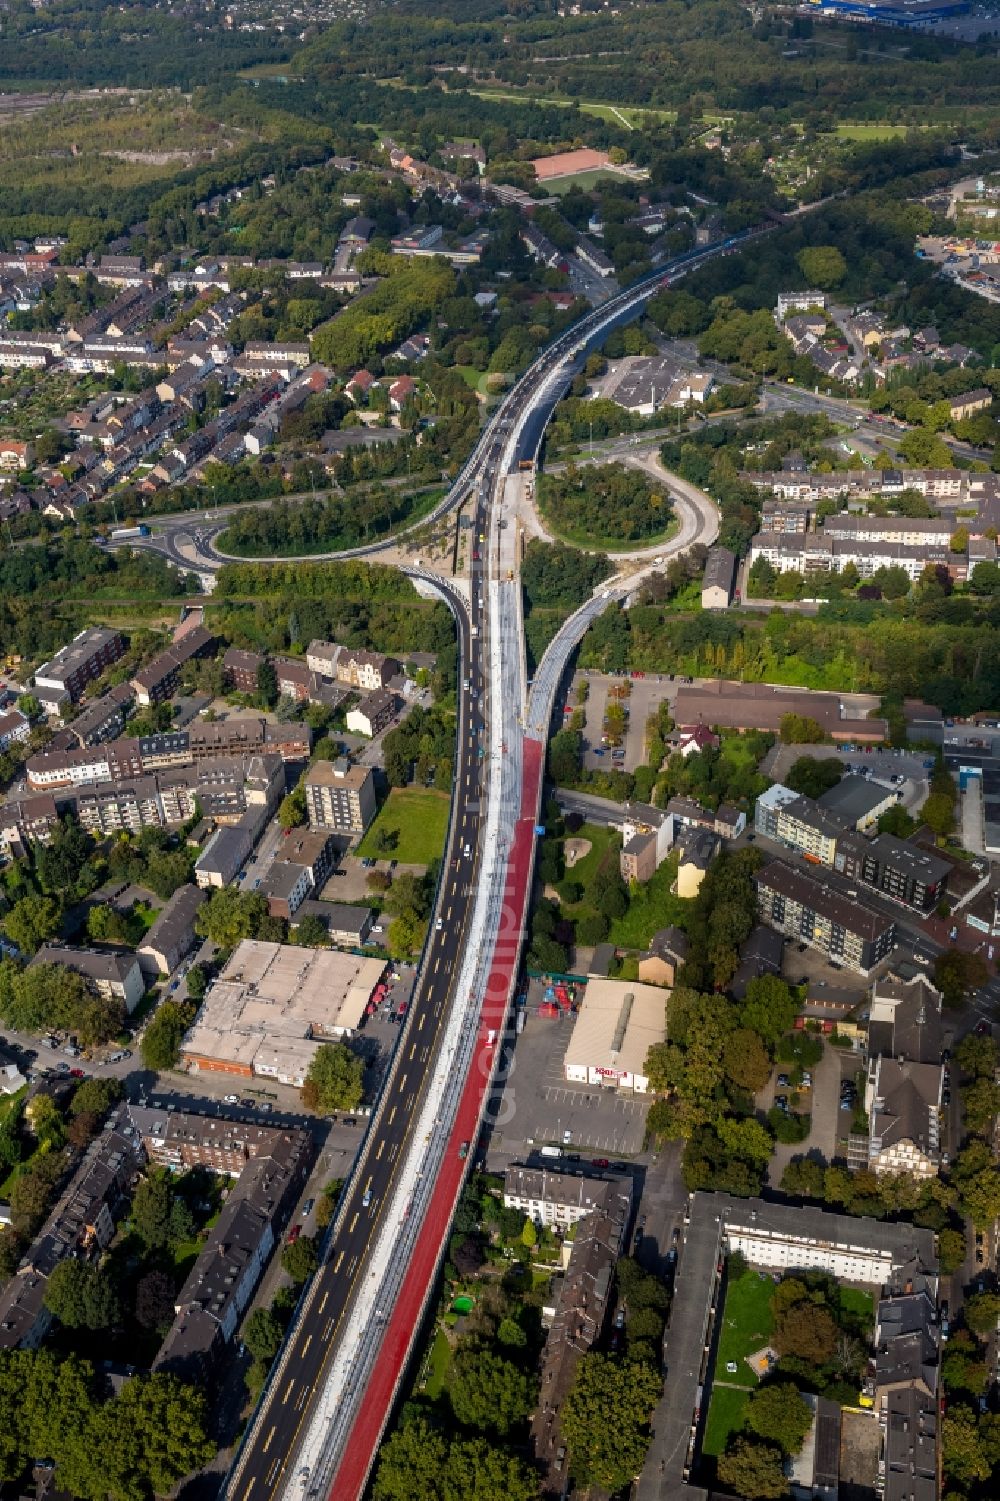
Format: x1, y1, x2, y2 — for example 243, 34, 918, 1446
544, 167, 634, 196
702, 1384, 750, 1458
714, 1269, 776, 1385
452, 366, 494, 397
558, 822, 617, 898
538, 507, 680, 555
423, 1326, 452, 1399
612, 851, 689, 948
357, 787, 451, 867
838, 1286, 875, 1327
835, 122, 915, 139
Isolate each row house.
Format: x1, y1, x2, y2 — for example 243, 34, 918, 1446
131, 625, 216, 706
749, 531, 970, 583
0, 341, 53, 370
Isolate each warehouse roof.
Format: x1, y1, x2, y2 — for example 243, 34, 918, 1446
563, 978, 666, 1081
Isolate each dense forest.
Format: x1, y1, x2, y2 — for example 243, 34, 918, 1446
578, 593, 1000, 716
536, 463, 674, 547
217, 485, 442, 558
0, 539, 195, 666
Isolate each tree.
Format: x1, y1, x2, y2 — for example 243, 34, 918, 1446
447, 1345, 537, 1436
43, 1260, 120, 1331
185, 963, 207, 1000
373, 1417, 538, 1501
723, 1028, 772, 1092
560, 1354, 661, 1492
69, 1076, 121, 1119
943, 1406, 992, 1486
784, 756, 843, 800
778, 713, 824, 745
521, 1217, 537, 1248
242, 1307, 284, 1363
773, 1297, 838, 1363
956, 1032, 999, 1079
3, 893, 62, 955
962, 1076, 1000, 1135
921, 791, 956, 838
934, 950, 988, 1009
938, 1227, 966, 1275
718, 1437, 788, 1500
195, 886, 268, 948
796, 245, 847, 289
256, 659, 278, 708
110, 1373, 215, 1499
132, 1170, 193, 1250
738, 974, 798, 1047
281, 1234, 318, 1284
25, 1094, 64, 1151
963, 1292, 1000, 1338
746, 1382, 813, 1454
548, 727, 583, 786
278, 785, 306, 830
140, 1000, 193, 1072
134, 1271, 176, 1333
301, 1042, 364, 1114
293, 914, 329, 948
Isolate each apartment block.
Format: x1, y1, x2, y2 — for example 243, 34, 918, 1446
866, 1054, 943, 1179
346, 688, 400, 738
0, 1115, 142, 1349
503, 1165, 632, 1231
754, 783, 843, 865
750, 531, 969, 584
304, 758, 376, 835
305, 640, 400, 691
262, 830, 337, 920
34, 627, 126, 702
834, 831, 950, 912
131, 625, 215, 706
755, 859, 896, 974
59, 683, 135, 747
30, 944, 146, 1013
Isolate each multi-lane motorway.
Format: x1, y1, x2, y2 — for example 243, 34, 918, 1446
222, 227, 774, 1501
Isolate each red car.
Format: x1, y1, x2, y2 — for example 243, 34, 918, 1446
69, 1068, 85, 1079
592, 1157, 609, 1169
287, 1225, 302, 1244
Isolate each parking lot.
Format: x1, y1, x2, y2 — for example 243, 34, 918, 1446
482, 1000, 649, 1164
759, 1036, 859, 1186
762, 742, 931, 814
571, 670, 679, 774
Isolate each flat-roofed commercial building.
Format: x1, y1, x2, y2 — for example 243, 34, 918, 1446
181, 940, 386, 1085
563, 978, 666, 1093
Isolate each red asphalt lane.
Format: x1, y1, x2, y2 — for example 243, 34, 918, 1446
327, 737, 545, 1500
